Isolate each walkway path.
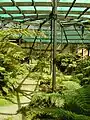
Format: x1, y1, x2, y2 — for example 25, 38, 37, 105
0, 78, 37, 120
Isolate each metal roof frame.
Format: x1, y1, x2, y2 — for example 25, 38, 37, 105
0, 1, 90, 22
0, 0, 90, 49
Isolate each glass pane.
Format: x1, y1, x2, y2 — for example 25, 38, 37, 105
34, 0, 49, 1
13, 19, 23, 22
0, 8, 2, 11
68, 14, 79, 17
71, 7, 86, 11
57, 7, 69, 11
24, 14, 36, 16
0, 0, 11, 2
11, 14, 23, 17
82, 15, 90, 18
3, 7, 18, 11
14, 0, 32, 1
19, 6, 34, 10
76, 0, 90, 3
60, 0, 75, 2
14, 0, 48, 1
60, 0, 90, 3
36, 7, 52, 10
0, 0, 90, 2
0, 14, 10, 17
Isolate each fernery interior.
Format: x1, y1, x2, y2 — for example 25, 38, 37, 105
0, 0, 90, 120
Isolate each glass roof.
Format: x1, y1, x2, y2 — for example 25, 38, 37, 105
0, 0, 90, 2
60, 0, 90, 3
0, 0, 90, 44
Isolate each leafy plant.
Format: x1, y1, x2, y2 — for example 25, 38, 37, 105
63, 85, 90, 116
0, 40, 28, 95
75, 58, 90, 85
0, 27, 47, 96
0, 28, 47, 40
19, 85, 90, 120
19, 93, 64, 119
56, 53, 77, 74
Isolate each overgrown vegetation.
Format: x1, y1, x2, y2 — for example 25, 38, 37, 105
56, 53, 77, 74
0, 27, 90, 120
0, 40, 27, 96
18, 52, 90, 120
19, 85, 90, 120
0, 27, 47, 97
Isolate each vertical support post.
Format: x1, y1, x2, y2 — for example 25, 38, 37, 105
16, 92, 21, 110
50, 20, 53, 75
52, 0, 57, 92
61, 26, 63, 49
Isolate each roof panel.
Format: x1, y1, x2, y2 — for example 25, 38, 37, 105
0, 0, 11, 2
60, 0, 90, 3
3, 6, 18, 10
71, 7, 86, 11
11, 14, 23, 17
57, 7, 69, 11
14, 0, 32, 1
60, 0, 74, 2
13, 0, 48, 1
0, 0, 90, 3
76, 0, 90, 3
34, 0, 48, 1
0, 9, 2, 11
82, 15, 90, 18
0, 14, 10, 17
19, 6, 34, 10
36, 7, 52, 10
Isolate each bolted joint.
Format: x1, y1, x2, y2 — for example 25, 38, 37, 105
49, 12, 57, 20
52, 14, 57, 20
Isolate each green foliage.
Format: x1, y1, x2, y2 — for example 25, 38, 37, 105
75, 58, 90, 85
56, 73, 81, 93
29, 93, 64, 108
63, 85, 90, 116
0, 28, 47, 40
19, 93, 64, 119
0, 98, 11, 106
56, 53, 90, 86
20, 86, 90, 120
75, 58, 90, 75
0, 27, 48, 96
61, 81, 81, 91
0, 40, 28, 96
56, 53, 77, 74
32, 60, 47, 73
31, 56, 50, 75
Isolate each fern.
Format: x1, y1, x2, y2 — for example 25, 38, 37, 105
22, 106, 90, 120
61, 81, 81, 91
64, 85, 90, 116
19, 85, 90, 120
28, 93, 64, 108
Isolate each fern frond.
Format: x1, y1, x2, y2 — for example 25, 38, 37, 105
64, 85, 90, 116
24, 107, 90, 120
